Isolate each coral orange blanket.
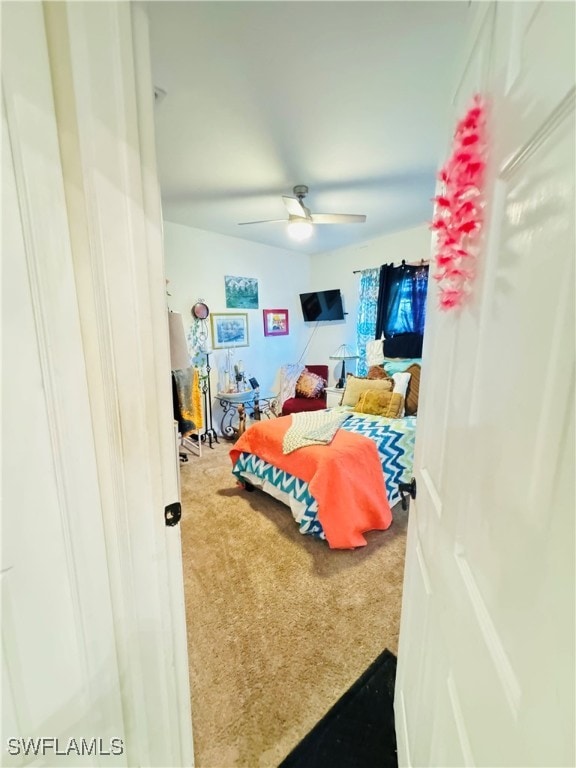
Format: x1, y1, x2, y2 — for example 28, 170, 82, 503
230, 415, 392, 549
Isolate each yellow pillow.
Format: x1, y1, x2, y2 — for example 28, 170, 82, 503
341, 375, 392, 407
356, 389, 405, 418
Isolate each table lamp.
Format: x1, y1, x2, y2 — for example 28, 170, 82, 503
168, 311, 190, 371
329, 344, 359, 388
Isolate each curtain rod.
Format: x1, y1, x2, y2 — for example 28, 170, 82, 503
353, 259, 430, 274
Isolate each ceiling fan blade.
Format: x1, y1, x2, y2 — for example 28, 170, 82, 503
310, 213, 367, 224
282, 195, 308, 218
237, 219, 287, 226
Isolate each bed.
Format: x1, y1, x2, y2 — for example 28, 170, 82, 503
230, 406, 416, 549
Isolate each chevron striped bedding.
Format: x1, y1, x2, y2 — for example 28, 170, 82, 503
232, 411, 416, 541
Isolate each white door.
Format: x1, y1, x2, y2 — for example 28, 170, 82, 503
395, 3, 575, 767
1, 3, 192, 766
1, 11, 126, 766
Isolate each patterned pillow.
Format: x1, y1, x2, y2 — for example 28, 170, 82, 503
295, 369, 325, 399
356, 390, 404, 418
404, 363, 421, 415
341, 375, 392, 407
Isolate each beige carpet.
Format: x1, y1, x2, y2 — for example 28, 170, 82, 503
179, 438, 408, 768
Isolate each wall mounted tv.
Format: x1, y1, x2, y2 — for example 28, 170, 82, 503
299, 289, 345, 322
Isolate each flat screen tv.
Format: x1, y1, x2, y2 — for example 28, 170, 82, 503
299, 289, 344, 322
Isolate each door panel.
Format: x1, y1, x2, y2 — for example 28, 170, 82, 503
428, 673, 474, 767
395, 530, 433, 765
395, 3, 575, 766
451, 4, 495, 119
2, 4, 192, 765
502, 3, 575, 145
1, 30, 123, 763
416, 312, 456, 515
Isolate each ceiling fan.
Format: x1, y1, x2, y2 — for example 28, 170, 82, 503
238, 185, 367, 231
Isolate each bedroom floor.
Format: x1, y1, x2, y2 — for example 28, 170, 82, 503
179, 439, 408, 768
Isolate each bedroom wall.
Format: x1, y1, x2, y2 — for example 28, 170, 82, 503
306, 224, 433, 383
164, 221, 433, 397
163, 221, 312, 396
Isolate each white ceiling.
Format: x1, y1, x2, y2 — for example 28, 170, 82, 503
147, 1, 471, 255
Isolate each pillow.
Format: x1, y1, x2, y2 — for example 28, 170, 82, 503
383, 357, 422, 376
404, 363, 421, 415
279, 363, 306, 406
295, 369, 325, 399
391, 371, 411, 398
341, 375, 392, 407
365, 339, 385, 367
391, 372, 411, 417
367, 365, 390, 380
356, 389, 404, 418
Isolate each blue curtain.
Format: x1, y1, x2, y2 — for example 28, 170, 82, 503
356, 268, 380, 375
375, 263, 429, 358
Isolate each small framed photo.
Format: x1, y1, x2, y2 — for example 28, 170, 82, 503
210, 313, 249, 349
263, 309, 289, 337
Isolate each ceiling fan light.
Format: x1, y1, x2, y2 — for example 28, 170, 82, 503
287, 220, 313, 241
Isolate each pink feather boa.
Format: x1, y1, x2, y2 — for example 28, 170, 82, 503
430, 95, 487, 310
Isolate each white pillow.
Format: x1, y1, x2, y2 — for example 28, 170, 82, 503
391, 372, 411, 416
365, 339, 385, 367
278, 363, 305, 405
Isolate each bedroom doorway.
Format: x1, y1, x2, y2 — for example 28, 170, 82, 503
144, 1, 574, 766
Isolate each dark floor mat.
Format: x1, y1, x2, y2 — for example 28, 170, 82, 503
279, 648, 398, 768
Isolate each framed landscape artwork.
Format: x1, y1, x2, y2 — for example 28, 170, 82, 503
263, 309, 289, 337
225, 275, 259, 309
211, 313, 249, 349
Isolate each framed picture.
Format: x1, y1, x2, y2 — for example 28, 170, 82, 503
225, 275, 259, 309
210, 313, 249, 349
263, 309, 289, 337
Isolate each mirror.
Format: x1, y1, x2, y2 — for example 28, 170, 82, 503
192, 301, 209, 320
